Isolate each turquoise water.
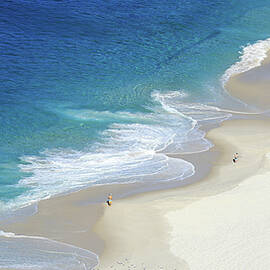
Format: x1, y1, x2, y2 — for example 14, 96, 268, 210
2, 0, 270, 268
1, 0, 270, 213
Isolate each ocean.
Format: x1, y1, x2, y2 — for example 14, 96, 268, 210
1, 0, 270, 268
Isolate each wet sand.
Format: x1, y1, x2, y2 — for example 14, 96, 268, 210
226, 52, 270, 110
95, 119, 270, 269
2, 54, 270, 269
0, 139, 217, 269
3, 117, 270, 269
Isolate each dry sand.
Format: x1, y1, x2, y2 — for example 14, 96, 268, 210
95, 119, 270, 269
2, 54, 270, 269
165, 120, 270, 270
3, 118, 270, 270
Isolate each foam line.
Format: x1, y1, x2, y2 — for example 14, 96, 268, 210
2, 90, 229, 217
222, 37, 270, 86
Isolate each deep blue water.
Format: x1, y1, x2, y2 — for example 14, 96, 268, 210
1, 0, 270, 212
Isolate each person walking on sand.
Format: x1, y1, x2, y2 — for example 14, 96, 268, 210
233, 152, 239, 163
106, 193, 112, 206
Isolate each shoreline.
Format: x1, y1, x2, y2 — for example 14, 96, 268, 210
95, 118, 270, 269
2, 50, 270, 269
2, 116, 269, 269
226, 51, 270, 111
0, 130, 219, 269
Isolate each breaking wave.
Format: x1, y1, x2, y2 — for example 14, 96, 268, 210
0, 90, 232, 214
222, 37, 270, 86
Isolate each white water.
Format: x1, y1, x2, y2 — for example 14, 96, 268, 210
0, 89, 233, 214
222, 37, 270, 86
2, 37, 270, 270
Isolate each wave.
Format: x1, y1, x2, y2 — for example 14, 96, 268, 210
0, 230, 98, 270
0, 90, 232, 270
222, 37, 270, 86
1, 91, 231, 214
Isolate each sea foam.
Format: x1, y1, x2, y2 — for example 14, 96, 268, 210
222, 37, 270, 86
2, 90, 231, 215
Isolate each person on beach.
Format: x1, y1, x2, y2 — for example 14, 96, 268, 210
106, 193, 112, 206
233, 152, 239, 163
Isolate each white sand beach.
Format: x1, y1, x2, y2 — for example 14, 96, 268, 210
3, 117, 270, 270
94, 53, 270, 269
95, 119, 270, 269
2, 50, 270, 270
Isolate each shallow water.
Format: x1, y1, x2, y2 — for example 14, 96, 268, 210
2, 0, 270, 214
2, 0, 270, 268
0, 231, 98, 270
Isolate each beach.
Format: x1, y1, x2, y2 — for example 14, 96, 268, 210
3, 117, 270, 269
2, 50, 270, 268
2, 1, 270, 268
226, 51, 270, 111
93, 118, 270, 269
